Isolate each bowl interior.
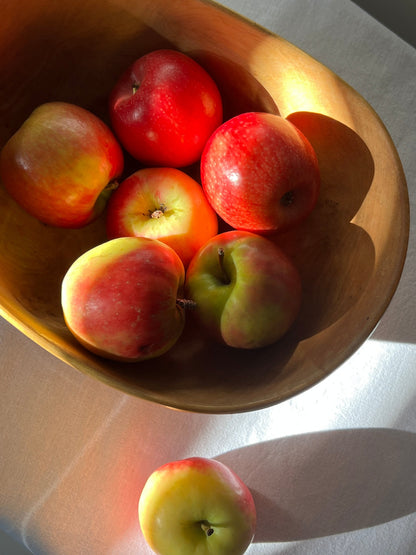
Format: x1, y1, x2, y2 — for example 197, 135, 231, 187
0, 0, 409, 413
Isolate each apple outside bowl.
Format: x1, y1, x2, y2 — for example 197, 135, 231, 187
0, 0, 409, 413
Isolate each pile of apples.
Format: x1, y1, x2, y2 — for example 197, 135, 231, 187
0, 49, 320, 363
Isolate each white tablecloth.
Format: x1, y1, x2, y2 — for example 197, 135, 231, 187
1, 0, 416, 553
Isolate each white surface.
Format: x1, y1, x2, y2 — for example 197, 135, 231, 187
353, 0, 416, 48
1, 0, 416, 553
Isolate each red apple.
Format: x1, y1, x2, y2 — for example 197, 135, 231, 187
201, 112, 320, 233
0, 101, 124, 228
61, 237, 187, 361
185, 230, 302, 349
106, 167, 218, 268
138, 457, 256, 555
109, 49, 223, 167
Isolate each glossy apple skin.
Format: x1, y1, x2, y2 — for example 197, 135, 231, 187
0, 102, 124, 228
185, 230, 301, 349
106, 167, 218, 268
61, 237, 185, 361
201, 112, 320, 233
109, 49, 223, 167
138, 457, 256, 555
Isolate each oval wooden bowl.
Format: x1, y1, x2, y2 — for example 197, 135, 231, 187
0, 0, 409, 413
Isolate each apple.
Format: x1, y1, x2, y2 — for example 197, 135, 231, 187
201, 111, 320, 233
106, 167, 218, 268
61, 236, 190, 361
138, 457, 256, 555
109, 49, 223, 167
0, 101, 124, 228
185, 230, 301, 349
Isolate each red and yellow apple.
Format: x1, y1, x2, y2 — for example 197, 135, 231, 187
109, 49, 223, 167
0, 101, 124, 227
61, 236, 188, 361
201, 111, 320, 233
185, 230, 302, 349
106, 167, 218, 268
138, 457, 256, 555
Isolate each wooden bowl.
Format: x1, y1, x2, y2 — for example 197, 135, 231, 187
0, 0, 409, 413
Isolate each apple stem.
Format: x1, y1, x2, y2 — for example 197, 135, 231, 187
218, 248, 231, 284
105, 179, 119, 192
132, 82, 140, 94
176, 298, 197, 311
200, 522, 214, 536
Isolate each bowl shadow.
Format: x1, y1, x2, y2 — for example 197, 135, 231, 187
216, 428, 416, 542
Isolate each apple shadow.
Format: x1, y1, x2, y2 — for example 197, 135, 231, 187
215, 428, 416, 542
0, 2, 174, 143
190, 51, 281, 120
272, 111, 376, 340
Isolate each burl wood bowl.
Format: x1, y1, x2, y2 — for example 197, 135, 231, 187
0, 0, 409, 413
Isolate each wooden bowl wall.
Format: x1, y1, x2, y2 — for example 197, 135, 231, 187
0, 0, 409, 413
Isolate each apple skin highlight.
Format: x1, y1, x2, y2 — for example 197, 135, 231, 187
201, 111, 320, 234
138, 457, 256, 555
61, 237, 186, 361
0, 101, 124, 228
185, 230, 302, 349
106, 167, 218, 268
109, 49, 223, 167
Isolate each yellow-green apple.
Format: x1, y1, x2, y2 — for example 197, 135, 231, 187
201, 112, 320, 233
0, 101, 124, 227
185, 230, 301, 349
108, 49, 223, 167
138, 457, 256, 555
61, 236, 190, 361
106, 167, 218, 268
